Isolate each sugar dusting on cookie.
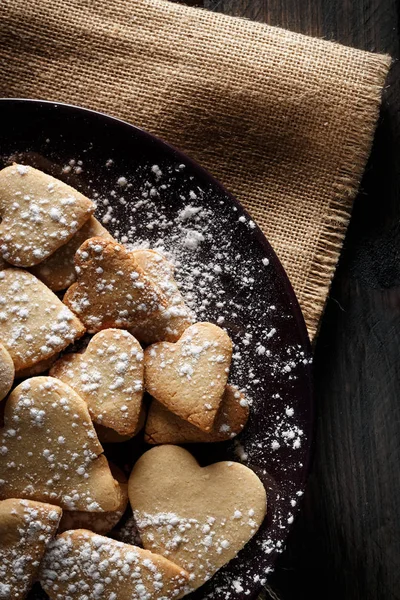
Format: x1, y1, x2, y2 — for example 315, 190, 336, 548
0, 164, 94, 267
0, 498, 62, 600
0, 377, 121, 512
50, 329, 144, 435
39, 529, 189, 600
135, 509, 259, 586
0, 269, 85, 371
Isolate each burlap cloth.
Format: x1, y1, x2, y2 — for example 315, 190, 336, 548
0, 0, 391, 338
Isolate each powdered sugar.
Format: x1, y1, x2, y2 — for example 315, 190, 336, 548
82, 156, 312, 597
0, 269, 84, 371
0, 377, 119, 512
40, 530, 188, 600
50, 329, 144, 436
2, 132, 312, 599
0, 499, 61, 598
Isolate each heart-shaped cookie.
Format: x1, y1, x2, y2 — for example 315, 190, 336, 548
0, 269, 85, 371
40, 529, 189, 600
0, 376, 121, 512
30, 216, 113, 291
0, 343, 14, 402
145, 384, 249, 444
58, 463, 128, 535
0, 498, 62, 600
144, 322, 232, 431
0, 164, 94, 267
129, 249, 194, 344
128, 445, 267, 590
63, 237, 168, 332
50, 329, 144, 436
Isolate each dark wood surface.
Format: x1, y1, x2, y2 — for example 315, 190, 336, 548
181, 1, 400, 599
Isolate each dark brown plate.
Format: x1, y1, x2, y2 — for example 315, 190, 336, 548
0, 99, 313, 600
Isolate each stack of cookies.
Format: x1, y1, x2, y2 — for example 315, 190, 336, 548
0, 164, 267, 600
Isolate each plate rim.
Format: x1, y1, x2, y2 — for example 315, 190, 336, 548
0, 97, 315, 594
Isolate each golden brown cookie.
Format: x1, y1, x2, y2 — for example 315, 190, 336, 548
0, 376, 121, 512
0, 269, 85, 371
30, 216, 113, 291
0, 343, 14, 402
0, 498, 62, 600
129, 249, 194, 344
40, 529, 189, 600
129, 445, 267, 590
144, 322, 232, 432
50, 329, 144, 436
95, 405, 146, 443
58, 463, 128, 535
63, 237, 167, 332
145, 384, 249, 444
15, 353, 59, 380
0, 164, 94, 267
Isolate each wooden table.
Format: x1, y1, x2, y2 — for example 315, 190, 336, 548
182, 2, 400, 599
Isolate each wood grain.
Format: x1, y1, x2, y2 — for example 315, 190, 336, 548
179, 1, 400, 599
268, 62, 400, 600
204, 0, 399, 53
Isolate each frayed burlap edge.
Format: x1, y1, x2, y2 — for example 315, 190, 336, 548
300, 55, 391, 339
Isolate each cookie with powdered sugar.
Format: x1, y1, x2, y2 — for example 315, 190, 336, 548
0, 498, 62, 600
130, 249, 194, 344
0, 377, 121, 512
129, 445, 267, 591
40, 529, 189, 600
0, 164, 94, 267
50, 329, 144, 437
63, 237, 168, 332
144, 322, 232, 432
0, 269, 85, 372
58, 463, 128, 536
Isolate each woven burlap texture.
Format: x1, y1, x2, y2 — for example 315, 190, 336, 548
0, 0, 391, 338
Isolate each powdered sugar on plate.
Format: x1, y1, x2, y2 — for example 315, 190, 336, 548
3, 106, 313, 600
84, 157, 312, 599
